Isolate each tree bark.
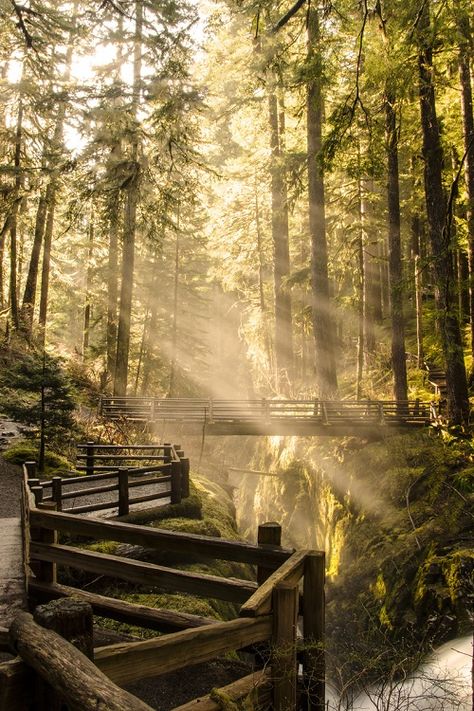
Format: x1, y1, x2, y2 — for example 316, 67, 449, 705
385, 91, 408, 401
457, 9, 474, 370
268, 81, 293, 389
21, 190, 47, 336
307, 5, 337, 396
9, 97, 23, 331
411, 213, 425, 368
356, 171, 365, 399
169, 224, 180, 397
114, 0, 142, 396
82, 206, 94, 359
417, 0, 469, 424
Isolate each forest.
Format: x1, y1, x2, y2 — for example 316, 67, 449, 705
0, 0, 473, 709
0, 0, 472, 419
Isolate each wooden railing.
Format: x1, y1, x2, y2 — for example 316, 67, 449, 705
23, 442, 189, 515
0, 471, 326, 711
100, 396, 435, 427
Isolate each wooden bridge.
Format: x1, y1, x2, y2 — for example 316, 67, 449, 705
100, 397, 438, 436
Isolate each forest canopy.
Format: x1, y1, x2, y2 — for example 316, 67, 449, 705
0, 0, 473, 423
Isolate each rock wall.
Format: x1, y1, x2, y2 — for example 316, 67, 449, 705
233, 431, 473, 662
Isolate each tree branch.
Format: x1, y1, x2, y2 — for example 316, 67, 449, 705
271, 0, 307, 34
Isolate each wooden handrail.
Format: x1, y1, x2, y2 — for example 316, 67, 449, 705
94, 615, 272, 685
30, 542, 257, 603
29, 509, 293, 565
29, 580, 217, 633
239, 550, 309, 617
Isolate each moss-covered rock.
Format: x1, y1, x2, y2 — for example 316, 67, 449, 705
234, 430, 474, 682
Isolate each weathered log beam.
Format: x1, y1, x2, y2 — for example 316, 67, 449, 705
171, 669, 272, 711
240, 550, 309, 617
30, 542, 257, 603
29, 580, 217, 632
9, 611, 154, 711
30, 509, 292, 565
94, 615, 272, 686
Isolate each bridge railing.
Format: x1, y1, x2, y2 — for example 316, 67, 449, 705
2, 472, 326, 711
24, 442, 189, 515
100, 397, 435, 425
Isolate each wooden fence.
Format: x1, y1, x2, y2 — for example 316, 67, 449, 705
0, 470, 326, 711
100, 396, 436, 426
24, 442, 189, 516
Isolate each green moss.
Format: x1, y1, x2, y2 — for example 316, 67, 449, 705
209, 688, 240, 710
3, 440, 72, 477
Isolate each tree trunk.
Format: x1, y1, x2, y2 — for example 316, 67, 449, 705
356, 172, 365, 399
418, 0, 469, 424
21, 190, 48, 336
268, 82, 293, 389
254, 176, 274, 378
457, 10, 474, 370
9, 97, 23, 331
114, 0, 142, 396
169, 226, 180, 398
39, 195, 55, 338
307, 5, 337, 396
37, 10, 76, 345
106, 206, 119, 382
385, 91, 408, 401
411, 213, 425, 368
82, 206, 94, 359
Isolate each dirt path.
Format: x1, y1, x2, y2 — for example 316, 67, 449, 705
0, 457, 27, 629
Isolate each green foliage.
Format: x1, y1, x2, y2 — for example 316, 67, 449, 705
0, 350, 77, 450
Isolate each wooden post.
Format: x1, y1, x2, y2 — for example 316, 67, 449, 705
28, 478, 40, 490
257, 522, 282, 585
170, 459, 182, 505
31, 486, 43, 507
34, 598, 94, 660
30, 502, 56, 585
85, 441, 95, 476
25, 461, 37, 479
51, 477, 62, 512
163, 443, 172, 464
302, 551, 325, 711
180, 457, 190, 498
271, 582, 299, 711
118, 468, 129, 516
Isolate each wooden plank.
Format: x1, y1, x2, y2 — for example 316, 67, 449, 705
10, 611, 154, 711
40, 471, 119, 487
94, 615, 272, 685
128, 491, 170, 506
60, 483, 118, 501
128, 475, 170, 488
171, 669, 271, 711
62, 500, 118, 515
29, 510, 292, 566
271, 583, 298, 711
76, 455, 167, 461
28, 580, 217, 632
30, 543, 257, 604
240, 550, 308, 617
77, 445, 166, 451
